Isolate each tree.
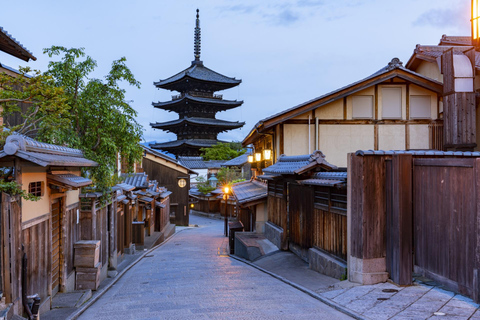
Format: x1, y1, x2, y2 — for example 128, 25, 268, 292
216, 167, 243, 185
41, 46, 143, 191
0, 67, 69, 142
200, 142, 246, 161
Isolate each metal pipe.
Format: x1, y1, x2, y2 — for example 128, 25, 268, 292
315, 117, 319, 150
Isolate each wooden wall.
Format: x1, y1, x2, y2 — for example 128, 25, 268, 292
267, 180, 288, 250
142, 157, 190, 226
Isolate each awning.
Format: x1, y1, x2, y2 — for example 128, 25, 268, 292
116, 183, 135, 192
48, 174, 92, 188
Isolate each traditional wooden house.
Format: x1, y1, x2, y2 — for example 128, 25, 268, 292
221, 152, 252, 180
255, 151, 349, 279
243, 58, 444, 169
150, 10, 244, 157
0, 133, 97, 316
139, 146, 194, 226
230, 179, 267, 232
177, 156, 207, 186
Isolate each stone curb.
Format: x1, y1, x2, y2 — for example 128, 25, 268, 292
67, 229, 187, 320
229, 254, 365, 320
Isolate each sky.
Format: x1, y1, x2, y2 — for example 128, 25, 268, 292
0, 0, 471, 145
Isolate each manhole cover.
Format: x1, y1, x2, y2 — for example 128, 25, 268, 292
382, 289, 399, 293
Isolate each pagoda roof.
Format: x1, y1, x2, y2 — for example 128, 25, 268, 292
154, 61, 241, 92
150, 139, 226, 150
150, 117, 244, 131
152, 93, 243, 111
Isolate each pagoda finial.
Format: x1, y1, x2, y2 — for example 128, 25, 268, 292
194, 9, 201, 61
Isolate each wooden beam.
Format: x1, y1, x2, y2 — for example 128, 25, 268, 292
280, 124, 284, 155
374, 125, 379, 150
284, 119, 434, 125
406, 83, 410, 120
343, 97, 347, 120
375, 85, 379, 120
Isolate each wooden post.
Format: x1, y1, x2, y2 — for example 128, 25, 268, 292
386, 154, 413, 285
473, 158, 480, 302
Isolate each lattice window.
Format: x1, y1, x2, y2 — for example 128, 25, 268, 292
28, 181, 43, 197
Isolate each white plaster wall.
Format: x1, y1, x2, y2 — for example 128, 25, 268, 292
378, 85, 406, 120
255, 202, 268, 234
346, 87, 375, 120
319, 125, 374, 167
378, 125, 406, 150
315, 99, 343, 119
409, 84, 438, 120
21, 168, 49, 222
416, 61, 443, 83
284, 124, 310, 155
409, 125, 430, 150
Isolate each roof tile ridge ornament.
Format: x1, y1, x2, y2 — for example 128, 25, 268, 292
309, 150, 326, 162
193, 9, 203, 65
387, 58, 403, 70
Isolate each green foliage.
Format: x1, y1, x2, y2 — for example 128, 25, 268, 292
0, 67, 69, 143
0, 179, 39, 201
195, 176, 215, 195
216, 167, 243, 185
42, 46, 143, 191
200, 142, 246, 161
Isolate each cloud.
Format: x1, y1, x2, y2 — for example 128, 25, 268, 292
221, 4, 257, 15
413, 8, 465, 28
267, 9, 300, 25
297, 0, 324, 7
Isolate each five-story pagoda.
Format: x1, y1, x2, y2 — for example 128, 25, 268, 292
150, 9, 244, 157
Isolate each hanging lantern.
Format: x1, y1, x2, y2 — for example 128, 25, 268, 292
247, 155, 254, 163
263, 149, 272, 161
255, 153, 262, 162
473, 0, 480, 47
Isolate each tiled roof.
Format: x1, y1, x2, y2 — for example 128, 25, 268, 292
154, 61, 241, 89
150, 139, 226, 149
142, 146, 196, 174
438, 35, 472, 46
222, 152, 250, 167
153, 93, 243, 109
178, 156, 207, 169
262, 151, 336, 176
151, 117, 245, 130
122, 172, 149, 189
205, 160, 226, 169
355, 150, 480, 157
299, 171, 347, 187
232, 180, 267, 206
47, 174, 93, 188
115, 183, 136, 192
0, 26, 36, 61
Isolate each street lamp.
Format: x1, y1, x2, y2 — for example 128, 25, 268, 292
473, 0, 480, 47
223, 185, 230, 237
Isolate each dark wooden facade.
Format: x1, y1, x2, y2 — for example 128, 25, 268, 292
350, 151, 480, 301
142, 157, 190, 226
267, 180, 288, 250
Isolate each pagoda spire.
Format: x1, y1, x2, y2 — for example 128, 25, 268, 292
194, 9, 201, 62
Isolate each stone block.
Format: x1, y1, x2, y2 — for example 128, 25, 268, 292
308, 247, 346, 279
264, 222, 283, 250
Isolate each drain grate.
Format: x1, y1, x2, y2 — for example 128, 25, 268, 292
382, 289, 399, 293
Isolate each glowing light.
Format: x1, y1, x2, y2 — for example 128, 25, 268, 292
473, 0, 480, 40
255, 153, 262, 162
263, 149, 272, 161
223, 186, 230, 194
190, 203, 194, 208
247, 155, 254, 163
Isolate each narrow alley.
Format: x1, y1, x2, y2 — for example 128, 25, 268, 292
78, 215, 352, 319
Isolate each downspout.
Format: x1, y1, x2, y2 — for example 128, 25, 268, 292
308, 114, 311, 154
315, 117, 319, 150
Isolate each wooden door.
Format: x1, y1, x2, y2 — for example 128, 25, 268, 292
51, 200, 61, 295
288, 184, 314, 251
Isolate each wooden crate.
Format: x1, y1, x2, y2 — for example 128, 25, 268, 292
74, 240, 100, 268
76, 262, 101, 291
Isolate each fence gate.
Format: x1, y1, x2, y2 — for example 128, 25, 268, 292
413, 158, 479, 298
288, 183, 314, 260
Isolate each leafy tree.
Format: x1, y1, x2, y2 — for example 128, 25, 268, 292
195, 176, 215, 195
41, 46, 143, 191
216, 167, 243, 185
0, 67, 69, 142
200, 142, 246, 161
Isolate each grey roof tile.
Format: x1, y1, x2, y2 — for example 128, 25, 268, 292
122, 172, 149, 189
178, 156, 207, 169
153, 93, 243, 108
47, 174, 93, 188
262, 151, 336, 175
150, 139, 225, 149
0, 26, 36, 61
355, 149, 480, 157
232, 180, 267, 205
222, 152, 250, 167
151, 117, 244, 130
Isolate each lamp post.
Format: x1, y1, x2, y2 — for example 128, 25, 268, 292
223, 185, 230, 237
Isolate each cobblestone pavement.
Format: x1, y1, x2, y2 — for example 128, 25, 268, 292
78, 215, 353, 320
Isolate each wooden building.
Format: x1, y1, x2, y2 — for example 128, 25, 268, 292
0, 133, 97, 317
221, 152, 252, 180
230, 179, 267, 233
150, 10, 244, 157
139, 146, 195, 226
243, 58, 444, 169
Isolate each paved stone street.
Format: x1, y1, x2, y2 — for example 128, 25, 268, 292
78, 215, 352, 319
